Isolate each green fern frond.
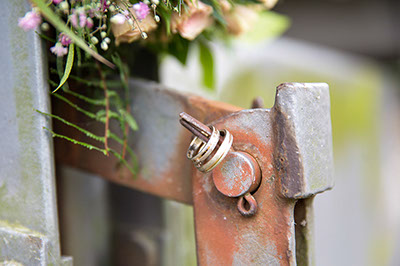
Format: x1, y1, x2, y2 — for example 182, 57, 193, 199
118, 108, 138, 131
37, 110, 105, 142
43, 127, 108, 155
49, 69, 123, 88
63, 89, 106, 106
108, 132, 136, 160
109, 149, 137, 175
52, 93, 99, 120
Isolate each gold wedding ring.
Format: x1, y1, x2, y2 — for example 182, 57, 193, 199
186, 126, 233, 173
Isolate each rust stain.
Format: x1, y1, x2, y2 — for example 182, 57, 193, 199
193, 110, 297, 265
272, 105, 304, 199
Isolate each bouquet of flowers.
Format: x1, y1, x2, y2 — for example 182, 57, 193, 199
19, 0, 281, 172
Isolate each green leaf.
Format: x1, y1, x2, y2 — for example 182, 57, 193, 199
42, 127, 108, 155
31, 0, 115, 68
109, 149, 137, 175
168, 35, 190, 65
34, 31, 55, 43
119, 109, 138, 131
53, 43, 74, 93
157, 4, 172, 36
199, 41, 215, 90
63, 89, 106, 106
36, 109, 105, 142
52, 93, 98, 120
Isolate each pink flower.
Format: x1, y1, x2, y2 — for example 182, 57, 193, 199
101, 0, 110, 12
58, 33, 72, 46
18, 10, 42, 31
171, 0, 213, 40
70, 9, 89, 28
133, 2, 150, 21
53, 0, 63, 4
70, 11, 78, 27
79, 11, 87, 27
86, 17, 94, 28
50, 42, 68, 57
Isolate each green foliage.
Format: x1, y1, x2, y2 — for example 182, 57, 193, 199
44, 126, 137, 174
202, 0, 226, 25
45, 58, 139, 176
53, 43, 75, 93
157, 3, 173, 36
37, 110, 105, 143
27, 0, 288, 177
119, 108, 139, 131
43, 127, 108, 155
34, 31, 55, 43
31, 0, 115, 68
198, 40, 215, 90
63, 89, 106, 106
52, 93, 99, 121
167, 35, 190, 65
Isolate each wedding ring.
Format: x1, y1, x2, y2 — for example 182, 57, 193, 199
187, 137, 204, 159
191, 126, 219, 164
197, 129, 233, 173
186, 125, 234, 173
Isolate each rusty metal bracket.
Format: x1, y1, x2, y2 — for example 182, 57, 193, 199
54, 80, 334, 264
189, 83, 333, 264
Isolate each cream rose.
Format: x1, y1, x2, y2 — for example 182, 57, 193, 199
224, 6, 259, 36
170, 0, 214, 40
111, 8, 157, 45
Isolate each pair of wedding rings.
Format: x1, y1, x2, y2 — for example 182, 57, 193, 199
187, 126, 233, 173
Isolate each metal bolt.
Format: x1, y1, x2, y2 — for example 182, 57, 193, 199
212, 151, 261, 197
212, 151, 261, 217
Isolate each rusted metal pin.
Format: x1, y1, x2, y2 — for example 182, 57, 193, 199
237, 193, 258, 217
251, 96, 264, 109
180, 119, 209, 142
179, 112, 212, 142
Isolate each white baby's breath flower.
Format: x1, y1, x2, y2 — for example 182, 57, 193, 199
110, 13, 127, 25
101, 41, 108, 51
59, 1, 69, 11
91, 36, 99, 44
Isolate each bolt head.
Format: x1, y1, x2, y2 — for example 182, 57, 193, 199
212, 151, 261, 197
